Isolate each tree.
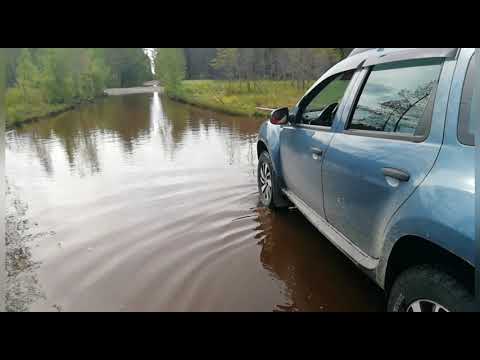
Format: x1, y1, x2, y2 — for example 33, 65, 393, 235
3, 48, 21, 87
84, 49, 110, 97
154, 48, 186, 95
335, 48, 353, 58
1, 49, 6, 131
36, 48, 73, 103
184, 48, 216, 79
16, 48, 40, 102
210, 48, 238, 83
101, 48, 152, 87
271, 48, 293, 80
184, 48, 345, 84
6, 48, 156, 126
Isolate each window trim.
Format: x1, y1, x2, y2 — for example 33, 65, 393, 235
457, 54, 475, 146
343, 58, 444, 143
343, 128, 428, 143
295, 124, 332, 132
362, 48, 458, 67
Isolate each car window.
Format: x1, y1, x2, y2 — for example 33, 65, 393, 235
458, 54, 475, 146
301, 70, 354, 127
348, 59, 443, 138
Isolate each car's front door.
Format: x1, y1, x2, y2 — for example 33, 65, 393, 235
280, 70, 355, 218
322, 57, 456, 259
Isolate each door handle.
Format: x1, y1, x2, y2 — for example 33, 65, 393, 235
382, 168, 410, 182
311, 147, 323, 160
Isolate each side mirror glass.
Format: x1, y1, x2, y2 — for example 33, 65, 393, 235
270, 107, 289, 125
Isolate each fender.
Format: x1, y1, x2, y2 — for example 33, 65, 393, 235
377, 181, 475, 289
257, 120, 285, 187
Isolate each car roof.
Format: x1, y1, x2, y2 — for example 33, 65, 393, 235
347, 48, 458, 59
348, 48, 377, 57
326, 48, 458, 80
347, 48, 410, 57
299, 48, 460, 107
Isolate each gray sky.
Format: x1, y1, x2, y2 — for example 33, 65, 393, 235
144, 48, 155, 74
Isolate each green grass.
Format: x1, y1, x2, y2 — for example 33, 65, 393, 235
6, 102, 72, 128
169, 80, 317, 117
6, 87, 79, 128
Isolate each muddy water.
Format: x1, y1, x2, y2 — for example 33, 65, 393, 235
5, 93, 385, 312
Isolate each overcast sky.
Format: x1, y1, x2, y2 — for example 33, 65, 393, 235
144, 48, 155, 74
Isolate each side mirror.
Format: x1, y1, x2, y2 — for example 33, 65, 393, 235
270, 107, 289, 125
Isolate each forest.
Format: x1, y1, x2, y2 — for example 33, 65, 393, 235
3, 48, 353, 126
3, 48, 152, 127
155, 48, 352, 116
158, 48, 351, 85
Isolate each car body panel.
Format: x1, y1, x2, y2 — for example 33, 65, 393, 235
278, 70, 362, 218
257, 48, 475, 289
321, 59, 457, 259
280, 127, 334, 217
376, 48, 475, 287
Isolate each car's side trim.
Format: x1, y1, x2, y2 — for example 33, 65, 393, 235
295, 124, 331, 132
362, 48, 458, 67
282, 189, 379, 270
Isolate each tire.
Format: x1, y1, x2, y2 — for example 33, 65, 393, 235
257, 151, 288, 209
387, 265, 476, 312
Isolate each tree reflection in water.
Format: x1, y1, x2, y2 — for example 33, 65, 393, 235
254, 206, 385, 312
8, 93, 261, 179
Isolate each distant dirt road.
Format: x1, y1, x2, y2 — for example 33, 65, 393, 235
104, 86, 163, 96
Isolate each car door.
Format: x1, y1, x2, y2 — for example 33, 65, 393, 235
280, 70, 356, 218
322, 57, 457, 259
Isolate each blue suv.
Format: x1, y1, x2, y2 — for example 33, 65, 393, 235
257, 48, 476, 312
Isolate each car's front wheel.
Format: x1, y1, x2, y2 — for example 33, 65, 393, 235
387, 265, 476, 312
258, 151, 287, 209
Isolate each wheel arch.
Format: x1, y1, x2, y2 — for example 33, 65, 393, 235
257, 140, 269, 159
257, 121, 284, 182
383, 235, 475, 296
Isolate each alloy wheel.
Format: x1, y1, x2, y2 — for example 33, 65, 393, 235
259, 162, 272, 203
406, 299, 449, 312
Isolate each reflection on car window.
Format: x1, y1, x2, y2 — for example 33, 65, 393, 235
302, 70, 354, 127
349, 59, 443, 136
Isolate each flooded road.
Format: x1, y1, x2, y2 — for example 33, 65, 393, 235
5, 93, 385, 311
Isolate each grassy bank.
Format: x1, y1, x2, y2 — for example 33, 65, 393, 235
5, 87, 99, 129
169, 80, 315, 117
6, 101, 73, 128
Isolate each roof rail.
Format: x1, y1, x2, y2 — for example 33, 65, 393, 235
348, 48, 377, 57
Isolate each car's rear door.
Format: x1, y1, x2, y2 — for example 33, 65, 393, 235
322, 54, 458, 259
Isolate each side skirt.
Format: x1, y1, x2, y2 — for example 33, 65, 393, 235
282, 189, 379, 271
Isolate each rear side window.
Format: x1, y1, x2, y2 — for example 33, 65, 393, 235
458, 55, 475, 146
348, 59, 443, 138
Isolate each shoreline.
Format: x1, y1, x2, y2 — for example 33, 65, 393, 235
6, 85, 164, 129
163, 80, 309, 119
7, 82, 277, 130
168, 92, 260, 117
7, 99, 99, 130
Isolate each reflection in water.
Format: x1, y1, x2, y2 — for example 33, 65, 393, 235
255, 207, 384, 312
6, 93, 384, 311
